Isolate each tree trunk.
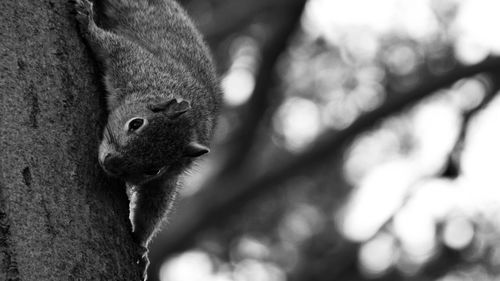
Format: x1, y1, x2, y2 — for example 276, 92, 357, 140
0, 1, 141, 280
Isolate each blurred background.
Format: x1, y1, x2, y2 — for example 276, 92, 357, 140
148, 0, 500, 280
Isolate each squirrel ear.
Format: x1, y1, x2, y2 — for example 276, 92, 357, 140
184, 142, 210, 157
148, 98, 191, 118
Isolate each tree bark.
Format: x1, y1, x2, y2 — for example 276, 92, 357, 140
0, 1, 141, 280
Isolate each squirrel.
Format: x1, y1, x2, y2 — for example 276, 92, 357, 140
73, 0, 221, 252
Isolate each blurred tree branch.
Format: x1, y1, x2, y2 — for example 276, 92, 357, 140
443, 71, 500, 178
218, 0, 308, 174
289, 232, 359, 281
201, 0, 304, 44
293, 71, 500, 280
333, 247, 473, 281
290, 230, 478, 281
147, 57, 500, 274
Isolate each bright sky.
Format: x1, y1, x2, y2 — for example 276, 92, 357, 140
304, 0, 500, 63
304, 0, 437, 39
307, 0, 498, 49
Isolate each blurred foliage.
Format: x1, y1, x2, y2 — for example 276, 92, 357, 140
148, 1, 500, 281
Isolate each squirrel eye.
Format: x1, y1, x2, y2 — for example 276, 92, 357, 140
144, 168, 161, 176
143, 166, 166, 177
127, 118, 145, 132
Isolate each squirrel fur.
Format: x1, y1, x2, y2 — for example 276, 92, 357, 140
73, 0, 221, 248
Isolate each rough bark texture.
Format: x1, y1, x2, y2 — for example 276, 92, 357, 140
0, 1, 141, 280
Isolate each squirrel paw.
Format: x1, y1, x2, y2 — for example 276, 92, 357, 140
135, 245, 149, 281
73, 0, 95, 28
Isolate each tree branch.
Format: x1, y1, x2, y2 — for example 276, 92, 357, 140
442, 71, 500, 178
328, 247, 471, 281
0, 1, 141, 279
201, 0, 301, 43
147, 57, 500, 279
218, 0, 308, 173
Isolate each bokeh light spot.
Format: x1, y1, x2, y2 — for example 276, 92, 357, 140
359, 233, 396, 277
274, 97, 322, 151
443, 216, 474, 250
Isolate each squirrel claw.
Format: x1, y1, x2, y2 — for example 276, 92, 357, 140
135, 245, 149, 281
73, 0, 94, 27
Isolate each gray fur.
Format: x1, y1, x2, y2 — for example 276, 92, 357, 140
74, 0, 221, 247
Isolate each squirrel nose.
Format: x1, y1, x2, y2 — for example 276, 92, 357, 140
102, 154, 124, 177
104, 153, 112, 161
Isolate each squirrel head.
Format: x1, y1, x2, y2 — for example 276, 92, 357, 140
98, 98, 210, 185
